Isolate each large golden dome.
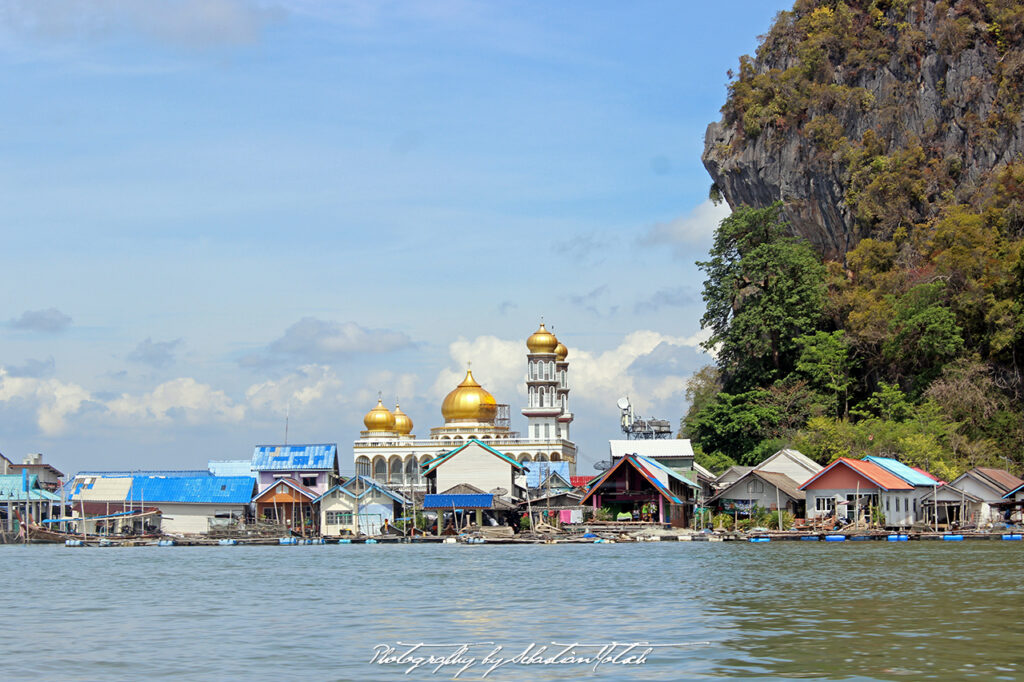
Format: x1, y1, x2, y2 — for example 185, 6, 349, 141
392, 403, 413, 435
363, 398, 396, 432
441, 369, 497, 423
554, 342, 568, 361
526, 322, 558, 354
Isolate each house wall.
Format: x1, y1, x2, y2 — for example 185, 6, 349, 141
257, 471, 331, 495
434, 444, 516, 498
155, 503, 247, 535
718, 480, 798, 512
716, 468, 748, 488
950, 475, 1003, 524
319, 489, 399, 535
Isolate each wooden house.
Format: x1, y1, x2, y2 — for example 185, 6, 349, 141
313, 476, 409, 536
252, 478, 318, 532
579, 454, 700, 527
948, 467, 1024, 526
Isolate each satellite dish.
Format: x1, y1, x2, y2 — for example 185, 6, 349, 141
490, 487, 508, 496
616, 397, 630, 410
594, 460, 612, 471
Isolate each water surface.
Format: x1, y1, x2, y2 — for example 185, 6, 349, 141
1, 541, 1021, 681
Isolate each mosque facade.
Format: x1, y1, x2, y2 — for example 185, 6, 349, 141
352, 323, 577, 491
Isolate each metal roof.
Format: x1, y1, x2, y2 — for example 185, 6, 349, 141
208, 460, 255, 476
251, 444, 337, 471
570, 475, 594, 488
126, 476, 256, 504
523, 461, 571, 488
973, 467, 1024, 494
422, 493, 494, 509
609, 439, 694, 460
800, 458, 913, 491
635, 455, 701, 490
580, 454, 695, 506
0, 474, 60, 501
864, 456, 940, 487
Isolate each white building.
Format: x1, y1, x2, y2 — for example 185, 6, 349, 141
352, 323, 578, 489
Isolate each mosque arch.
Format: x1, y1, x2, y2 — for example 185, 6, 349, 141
536, 453, 549, 462
388, 455, 403, 484
518, 453, 532, 463
355, 456, 371, 478
550, 453, 561, 462
403, 456, 419, 482
372, 456, 387, 481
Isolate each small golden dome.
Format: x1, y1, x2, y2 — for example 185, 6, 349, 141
441, 369, 497, 423
554, 342, 568, 361
392, 403, 413, 435
363, 398, 395, 432
526, 322, 558, 354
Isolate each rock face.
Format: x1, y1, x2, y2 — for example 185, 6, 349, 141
703, 0, 1024, 259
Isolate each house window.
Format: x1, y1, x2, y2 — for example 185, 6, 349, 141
326, 511, 353, 525
815, 497, 835, 513
301, 476, 317, 488
277, 484, 286, 494
747, 480, 764, 494
544, 424, 550, 439
905, 498, 909, 512
886, 498, 890, 511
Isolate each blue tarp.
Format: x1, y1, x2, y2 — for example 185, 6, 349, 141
523, 461, 571, 489
126, 476, 256, 504
422, 494, 494, 509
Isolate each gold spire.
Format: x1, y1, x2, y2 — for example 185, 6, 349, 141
363, 397, 396, 432
441, 368, 497, 423
392, 401, 413, 435
526, 321, 558, 353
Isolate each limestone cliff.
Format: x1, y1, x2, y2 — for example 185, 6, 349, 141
703, 0, 1024, 258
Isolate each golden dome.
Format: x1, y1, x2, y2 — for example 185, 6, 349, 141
392, 403, 413, 435
441, 369, 497, 423
526, 322, 558, 354
363, 398, 395, 432
554, 342, 568, 361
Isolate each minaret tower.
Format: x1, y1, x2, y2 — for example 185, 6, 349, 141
522, 321, 572, 441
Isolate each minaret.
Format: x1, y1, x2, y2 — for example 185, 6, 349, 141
553, 337, 572, 441
522, 321, 565, 441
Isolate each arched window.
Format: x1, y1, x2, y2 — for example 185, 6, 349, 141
537, 453, 549, 462
388, 456, 403, 484
519, 453, 532, 463
404, 456, 418, 482
355, 456, 371, 477
373, 457, 386, 481
551, 453, 561, 461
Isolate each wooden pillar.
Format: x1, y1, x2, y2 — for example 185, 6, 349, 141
658, 496, 664, 523
475, 509, 483, 527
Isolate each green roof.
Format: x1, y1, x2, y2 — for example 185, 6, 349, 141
0, 475, 60, 501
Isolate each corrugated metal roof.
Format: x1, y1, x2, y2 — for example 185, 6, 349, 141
127, 476, 255, 504
570, 475, 593, 487
609, 439, 694, 460
974, 467, 1024, 494
523, 461, 571, 488
67, 477, 134, 502
864, 456, 939, 487
800, 458, 914, 491
635, 455, 701, 490
422, 493, 494, 509
251, 444, 337, 471
0, 475, 60, 501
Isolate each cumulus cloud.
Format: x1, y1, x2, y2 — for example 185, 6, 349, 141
5, 357, 55, 378
0, 0, 285, 49
106, 377, 245, 425
640, 199, 731, 255
431, 336, 526, 405
244, 317, 415, 366
0, 369, 90, 435
9, 308, 72, 333
246, 364, 343, 413
128, 337, 182, 368
634, 286, 697, 314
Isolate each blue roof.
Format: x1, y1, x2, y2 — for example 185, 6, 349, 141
251, 444, 337, 471
422, 493, 494, 509
310, 476, 409, 505
126, 476, 256, 504
523, 461, 571, 488
864, 456, 938, 487
57, 469, 212, 498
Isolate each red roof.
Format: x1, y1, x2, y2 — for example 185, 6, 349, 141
800, 457, 914, 491
570, 475, 594, 487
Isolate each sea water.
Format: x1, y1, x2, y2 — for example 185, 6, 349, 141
1, 541, 1021, 681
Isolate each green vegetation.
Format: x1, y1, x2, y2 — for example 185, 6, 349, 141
689, 0, 1024, 478
684, 200, 1024, 478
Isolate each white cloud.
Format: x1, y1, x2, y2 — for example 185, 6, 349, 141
431, 335, 525, 405
245, 318, 415, 366
246, 364, 343, 413
0, 369, 90, 435
9, 307, 72, 333
106, 377, 245, 425
641, 199, 731, 254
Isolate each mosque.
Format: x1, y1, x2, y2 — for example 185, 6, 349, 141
352, 323, 577, 490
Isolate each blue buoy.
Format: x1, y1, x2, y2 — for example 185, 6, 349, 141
800, 536, 819, 541
825, 535, 846, 542
850, 535, 872, 541
365, 539, 378, 544
278, 537, 298, 545
157, 540, 175, 547
64, 539, 84, 547
339, 538, 352, 544
749, 537, 770, 543
218, 539, 237, 546
943, 534, 964, 541
1002, 534, 1022, 541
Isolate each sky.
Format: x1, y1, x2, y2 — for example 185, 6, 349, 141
0, 0, 789, 476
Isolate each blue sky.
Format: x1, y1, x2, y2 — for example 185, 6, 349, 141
0, 0, 788, 475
